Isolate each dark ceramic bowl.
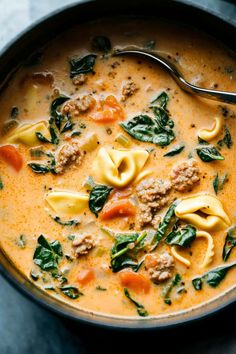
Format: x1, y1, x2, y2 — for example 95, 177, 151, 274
0, 0, 235, 329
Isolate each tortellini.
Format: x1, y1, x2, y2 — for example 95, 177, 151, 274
7, 121, 51, 146
93, 147, 149, 187
175, 194, 230, 231
45, 191, 89, 217
171, 230, 214, 268
198, 116, 223, 142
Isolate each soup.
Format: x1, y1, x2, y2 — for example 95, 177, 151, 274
0, 18, 236, 318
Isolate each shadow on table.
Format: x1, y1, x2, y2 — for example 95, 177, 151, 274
60, 301, 236, 354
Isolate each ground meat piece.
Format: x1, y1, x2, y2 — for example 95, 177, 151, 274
62, 95, 95, 117
145, 252, 174, 283
55, 140, 83, 174
72, 234, 96, 257
72, 73, 87, 85
136, 178, 172, 229
170, 159, 200, 192
121, 80, 139, 101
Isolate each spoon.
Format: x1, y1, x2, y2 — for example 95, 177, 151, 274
114, 49, 236, 104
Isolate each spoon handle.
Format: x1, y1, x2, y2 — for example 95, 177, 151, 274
115, 50, 236, 105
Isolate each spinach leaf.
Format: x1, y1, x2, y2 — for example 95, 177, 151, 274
50, 95, 70, 135
165, 225, 196, 247
120, 92, 175, 147
28, 151, 56, 175
121, 114, 175, 146
162, 274, 182, 305
217, 126, 232, 149
151, 202, 177, 251
33, 235, 63, 271
49, 126, 59, 145
223, 226, 236, 261
150, 91, 169, 109
35, 132, 51, 143
10, 106, 19, 119
50, 215, 80, 226
198, 136, 209, 145
0, 177, 3, 190
60, 285, 83, 299
89, 184, 113, 216
60, 119, 74, 133
124, 288, 148, 317
164, 144, 185, 157
111, 232, 147, 272
69, 54, 97, 78
92, 36, 111, 52
213, 173, 228, 194
196, 146, 224, 162
28, 163, 50, 174
192, 261, 236, 290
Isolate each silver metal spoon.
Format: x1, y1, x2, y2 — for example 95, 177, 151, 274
114, 49, 236, 104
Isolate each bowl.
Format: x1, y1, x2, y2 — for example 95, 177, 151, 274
0, 0, 236, 329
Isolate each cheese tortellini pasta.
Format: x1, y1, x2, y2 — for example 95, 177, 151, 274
175, 194, 231, 231
171, 230, 214, 268
7, 121, 51, 146
45, 191, 89, 217
198, 116, 223, 142
93, 147, 149, 187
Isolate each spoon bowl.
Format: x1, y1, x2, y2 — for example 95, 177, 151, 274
115, 49, 236, 104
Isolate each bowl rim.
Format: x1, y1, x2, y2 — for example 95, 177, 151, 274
0, 0, 236, 330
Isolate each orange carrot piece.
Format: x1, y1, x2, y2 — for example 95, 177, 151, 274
77, 269, 95, 286
90, 95, 124, 123
100, 200, 136, 220
0, 145, 23, 171
119, 270, 150, 294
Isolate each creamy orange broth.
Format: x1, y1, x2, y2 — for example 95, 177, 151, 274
0, 18, 236, 318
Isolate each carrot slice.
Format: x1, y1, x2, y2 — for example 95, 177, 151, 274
90, 95, 124, 123
77, 269, 95, 286
119, 270, 150, 293
100, 200, 136, 220
0, 145, 23, 171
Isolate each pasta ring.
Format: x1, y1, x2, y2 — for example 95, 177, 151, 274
175, 194, 231, 231
93, 147, 149, 188
198, 116, 223, 142
171, 230, 214, 268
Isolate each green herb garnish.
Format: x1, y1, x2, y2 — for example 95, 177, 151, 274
111, 232, 147, 272
89, 183, 113, 217
60, 285, 83, 299
213, 173, 228, 194
192, 261, 236, 290
69, 54, 97, 78
196, 146, 224, 162
50, 215, 80, 226
165, 225, 196, 247
151, 202, 177, 251
217, 126, 232, 149
164, 144, 185, 157
124, 288, 148, 317
223, 226, 236, 261
162, 274, 182, 305
120, 92, 175, 147
33, 235, 63, 271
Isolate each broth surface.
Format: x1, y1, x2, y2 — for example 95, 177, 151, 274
0, 18, 236, 318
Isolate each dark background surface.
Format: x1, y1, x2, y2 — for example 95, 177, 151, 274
0, 1, 236, 353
